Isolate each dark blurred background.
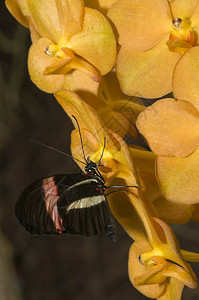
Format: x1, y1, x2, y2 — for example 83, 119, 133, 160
1, 3, 199, 300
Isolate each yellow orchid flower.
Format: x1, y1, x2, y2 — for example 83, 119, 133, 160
108, 0, 199, 98
128, 215, 199, 299
6, 0, 116, 93
104, 181, 199, 298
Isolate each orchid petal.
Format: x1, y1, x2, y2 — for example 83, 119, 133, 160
68, 7, 116, 75
116, 37, 180, 98
107, 0, 171, 51
27, 0, 61, 43
54, 90, 106, 145
181, 249, 199, 262
157, 146, 199, 204
6, 0, 31, 27
136, 98, 199, 156
27, 0, 84, 42
170, 0, 199, 19
154, 198, 193, 224
190, 0, 199, 27
173, 46, 199, 111
55, 0, 84, 40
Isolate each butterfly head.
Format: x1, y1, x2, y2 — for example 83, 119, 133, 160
85, 156, 97, 175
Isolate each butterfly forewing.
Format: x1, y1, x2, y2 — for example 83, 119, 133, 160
15, 174, 92, 234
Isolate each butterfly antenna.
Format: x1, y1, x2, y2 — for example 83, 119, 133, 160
97, 137, 106, 169
30, 140, 87, 165
72, 115, 87, 162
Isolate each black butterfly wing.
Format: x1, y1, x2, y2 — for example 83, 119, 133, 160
16, 174, 117, 241
58, 179, 113, 236
15, 174, 89, 234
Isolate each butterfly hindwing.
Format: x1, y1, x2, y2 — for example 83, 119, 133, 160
59, 180, 111, 236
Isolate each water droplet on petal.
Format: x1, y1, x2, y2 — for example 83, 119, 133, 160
44, 46, 52, 56
172, 18, 182, 29
138, 255, 144, 264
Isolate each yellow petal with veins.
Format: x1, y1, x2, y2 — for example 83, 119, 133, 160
68, 7, 116, 75
170, 0, 199, 19
116, 37, 180, 98
157, 145, 199, 204
27, 0, 84, 42
6, 0, 31, 27
55, 0, 84, 40
28, 38, 64, 93
173, 46, 199, 111
107, 0, 171, 51
27, 0, 61, 43
136, 98, 199, 157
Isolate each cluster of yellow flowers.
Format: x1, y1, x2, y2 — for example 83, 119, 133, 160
6, 0, 199, 299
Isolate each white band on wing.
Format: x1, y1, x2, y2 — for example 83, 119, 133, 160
67, 195, 105, 211
66, 179, 98, 191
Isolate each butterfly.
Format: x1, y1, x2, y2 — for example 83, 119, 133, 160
15, 116, 138, 242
